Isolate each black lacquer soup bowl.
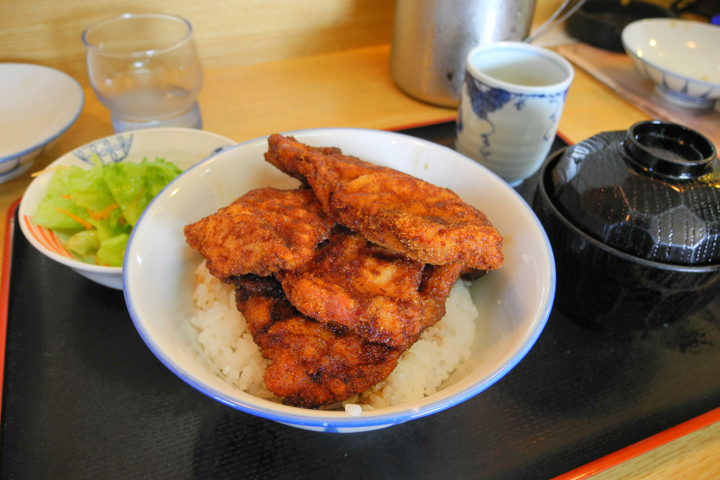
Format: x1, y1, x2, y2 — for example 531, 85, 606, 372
533, 121, 720, 331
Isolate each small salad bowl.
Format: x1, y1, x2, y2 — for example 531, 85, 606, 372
18, 127, 235, 289
0, 63, 84, 184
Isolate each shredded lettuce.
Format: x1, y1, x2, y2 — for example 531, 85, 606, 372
103, 158, 182, 227
96, 233, 130, 268
33, 195, 91, 231
66, 230, 101, 256
32, 155, 182, 267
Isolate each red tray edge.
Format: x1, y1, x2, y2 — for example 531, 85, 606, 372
552, 405, 720, 479
0, 197, 21, 422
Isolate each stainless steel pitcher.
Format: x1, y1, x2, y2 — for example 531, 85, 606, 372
390, 0, 537, 107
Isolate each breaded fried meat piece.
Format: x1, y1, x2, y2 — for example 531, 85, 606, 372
184, 187, 334, 280
264, 134, 374, 215
333, 172, 503, 272
278, 228, 465, 349
264, 134, 503, 272
232, 274, 402, 409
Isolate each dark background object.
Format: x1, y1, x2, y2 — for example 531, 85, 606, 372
565, 0, 673, 52
2, 123, 720, 479
671, 0, 720, 20
533, 121, 720, 330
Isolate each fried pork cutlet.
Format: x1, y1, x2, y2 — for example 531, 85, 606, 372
231, 274, 402, 409
277, 228, 465, 349
264, 134, 504, 272
184, 187, 334, 280
264, 134, 374, 214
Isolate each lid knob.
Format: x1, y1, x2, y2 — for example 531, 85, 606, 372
623, 121, 716, 180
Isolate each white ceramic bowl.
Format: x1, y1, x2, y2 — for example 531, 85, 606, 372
124, 128, 556, 432
622, 19, 720, 110
19, 127, 235, 290
0, 63, 84, 184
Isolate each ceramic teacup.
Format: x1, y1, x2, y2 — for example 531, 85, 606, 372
456, 42, 574, 186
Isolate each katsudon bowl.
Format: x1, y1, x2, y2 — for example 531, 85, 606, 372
124, 128, 556, 432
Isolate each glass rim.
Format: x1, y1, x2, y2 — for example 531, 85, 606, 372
82, 13, 194, 57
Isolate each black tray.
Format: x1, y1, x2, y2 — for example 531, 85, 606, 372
3, 123, 720, 480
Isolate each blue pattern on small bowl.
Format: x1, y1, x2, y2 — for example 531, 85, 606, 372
622, 19, 720, 111
458, 72, 568, 161
627, 49, 720, 109
455, 42, 574, 187
73, 133, 134, 165
0, 147, 46, 184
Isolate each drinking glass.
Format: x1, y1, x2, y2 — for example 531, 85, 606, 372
82, 13, 204, 132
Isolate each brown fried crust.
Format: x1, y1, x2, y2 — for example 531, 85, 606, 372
185, 135, 500, 408
332, 172, 504, 271
231, 275, 401, 409
264, 134, 374, 215
277, 228, 463, 349
264, 134, 503, 271
184, 187, 334, 280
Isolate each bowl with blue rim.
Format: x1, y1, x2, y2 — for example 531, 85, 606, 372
123, 127, 556, 432
0, 63, 84, 184
622, 18, 720, 111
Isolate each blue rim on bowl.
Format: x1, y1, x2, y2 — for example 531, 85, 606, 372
0, 63, 85, 183
123, 128, 556, 432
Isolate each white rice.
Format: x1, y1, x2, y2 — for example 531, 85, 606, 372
189, 261, 478, 411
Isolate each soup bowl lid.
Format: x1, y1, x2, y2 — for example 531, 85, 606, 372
547, 120, 720, 265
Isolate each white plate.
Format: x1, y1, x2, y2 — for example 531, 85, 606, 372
19, 127, 236, 290
0, 63, 84, 183
124, 128, 556, 432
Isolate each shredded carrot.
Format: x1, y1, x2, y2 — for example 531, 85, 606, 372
31, 165, 71, 178
88, 204, 120, 220
55, 208, 94, 230
62, 194, 72, 200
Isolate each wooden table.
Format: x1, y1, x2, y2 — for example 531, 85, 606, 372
3, 44, 720, 479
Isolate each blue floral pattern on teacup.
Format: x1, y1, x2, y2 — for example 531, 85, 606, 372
73, 133, 133, 165
457, 72, 568, 160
